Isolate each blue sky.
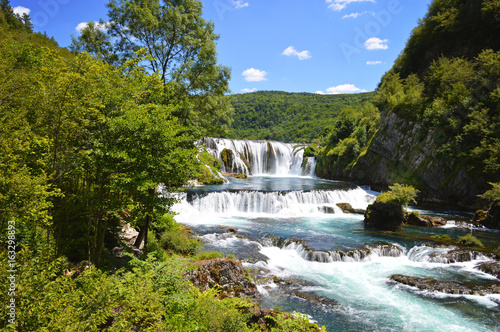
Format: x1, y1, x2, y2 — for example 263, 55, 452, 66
11, 0, 431, 94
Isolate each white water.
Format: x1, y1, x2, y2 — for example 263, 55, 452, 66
179, 138, 500, 331
182, 187, 375, 218
200, 137, 309, 176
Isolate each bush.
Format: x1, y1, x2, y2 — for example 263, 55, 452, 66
459, 233, 484, 247
160, 227, 201, 256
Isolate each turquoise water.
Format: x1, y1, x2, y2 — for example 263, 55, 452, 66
174, 176, 500, 331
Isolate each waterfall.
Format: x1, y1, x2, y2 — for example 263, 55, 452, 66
184, 187, 375, 217
199, 137, 312, 176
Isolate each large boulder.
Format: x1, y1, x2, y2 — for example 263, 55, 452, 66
406, 212, 447, 227
186, 258, 260, 302
364, 201, 405, 231
336, 203, 365, 214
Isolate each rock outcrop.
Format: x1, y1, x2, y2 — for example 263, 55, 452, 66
473, 206, 500, 230
475, 261, 500, 279
406, 212, 447, 227
364, 201, 405, 231
186, 258, 260, 302
336, 203, 365, 214
390, 274, 500, 296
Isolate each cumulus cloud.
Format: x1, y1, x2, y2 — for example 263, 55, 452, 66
316, 84, 367, 95
282, 46, 312, 60
241, 88, 257, 93
326, 0, 375, 12
364, 37, 389, 50
13, 6, 30, 17
233, 1, 249, 9
242, 68, 268, 82
342, 11, 371, 19
366, 60, 382, 65
75, 21, 109, 33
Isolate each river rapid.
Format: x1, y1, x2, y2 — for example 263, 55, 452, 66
173, 138, 500, 331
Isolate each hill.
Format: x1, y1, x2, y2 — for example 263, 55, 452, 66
227, 90, 374, 143
316, 0, 500, 210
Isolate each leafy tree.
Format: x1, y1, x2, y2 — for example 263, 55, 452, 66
72, 0, 232, 137
478, 182, 500, 206
377, 184, 419, 211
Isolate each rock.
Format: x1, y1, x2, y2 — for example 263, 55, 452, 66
364, 201, 405, 231
428, 249, 487, 263
320, 206, 336, 214
406, 212, 447, 227
132, 246, 143, 257
336, 203, 365, 214
111, 246, 125, 258
476, 206, 500, 229
475, 261, 500, 279
406, 212, 433, 227
186, 258, 261, 302
389, 274, 500, 296
227, 227, 238, 233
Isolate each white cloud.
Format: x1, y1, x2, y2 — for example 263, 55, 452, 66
13, 6, 30, 17
364, 37, 389, 50
242, 68, 268, 82
233, 1, 249, 9
282, 46, 312, 60
342, 11, 371, 19
326, 0, 375, 12
241, 88, 257, 93
317, 84, 367, 95
76, 21, 110, 33
366, 60, 382, 65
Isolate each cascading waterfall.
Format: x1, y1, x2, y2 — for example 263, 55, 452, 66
184, 187, 376, 216
199, 137, 311, 176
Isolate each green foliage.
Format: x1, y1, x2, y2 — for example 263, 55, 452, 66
195, 148, 225, 184
478, 182, 500, 206
316, 102, 379, 178
250, 312, 327, 332
227, 90, 374, 143
72, 0, 233, 137
159, 226, 202, 256
459, 233, 484, 248
377, 184, 419, 210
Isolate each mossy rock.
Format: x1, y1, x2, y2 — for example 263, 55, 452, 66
364, 201, 405, 231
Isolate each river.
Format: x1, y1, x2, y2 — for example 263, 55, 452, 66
173, 138, 500, 331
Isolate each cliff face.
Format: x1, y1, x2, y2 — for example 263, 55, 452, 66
347, 111, 486, 209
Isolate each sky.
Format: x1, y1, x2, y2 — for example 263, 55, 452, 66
10, 0, 432, 95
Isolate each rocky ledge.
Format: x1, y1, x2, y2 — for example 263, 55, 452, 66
406, 212, 447, 227
336, 203, 366, 214
475, 261, 500, 279
186, 258, 261, 303
389, 274, 500, 296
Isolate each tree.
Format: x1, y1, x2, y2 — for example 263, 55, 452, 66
72, 0, 233, 137
478, 182, 500, 206
377, 183, 419, 211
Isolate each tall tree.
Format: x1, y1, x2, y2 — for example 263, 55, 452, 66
72, 0, 232, 137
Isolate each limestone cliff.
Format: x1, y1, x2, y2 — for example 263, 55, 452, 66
348, 111, 487, 209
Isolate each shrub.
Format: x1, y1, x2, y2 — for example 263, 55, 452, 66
159, 227, 202, 256
459, 233, 484, 247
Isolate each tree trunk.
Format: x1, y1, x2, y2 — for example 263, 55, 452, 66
133, 188, 156, 248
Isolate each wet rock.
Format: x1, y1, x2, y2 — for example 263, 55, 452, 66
289, 291, 340, 309
364, 201, 405, 231
475, 261, 500, 279
336, 203, 365, 214
186, 258, 261, 302
428, 249, 487, 263
227, 227, 238, 233
475, 206, 500, 229
406, 212, 447, 227
389, 274, 500, 296
320, 206, 336, 214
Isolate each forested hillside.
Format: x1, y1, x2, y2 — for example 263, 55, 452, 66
316, 0, 500, 209
227, 91, 374, 143
0, 1, 323, 330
